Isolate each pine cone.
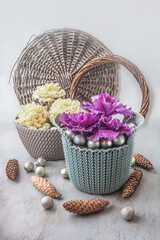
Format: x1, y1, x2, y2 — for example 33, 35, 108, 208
133, 153, 153, 170
63, 199, 110, 215
31, 176, 61, 198
6, 159, 19, 180
122, 168, 143, 199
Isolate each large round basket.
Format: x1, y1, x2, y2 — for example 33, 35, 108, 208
54, 55, 150, 194
12, 28, 119, 160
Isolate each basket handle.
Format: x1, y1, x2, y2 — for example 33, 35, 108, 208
70, 55, 150, 118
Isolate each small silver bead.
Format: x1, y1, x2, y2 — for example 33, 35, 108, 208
101, 139, 112, 149
60, 168, 69, 179
87, 140, 100, 149
121, 207, 134, 220
65, 129, 77, 140
36, 157, 46, 166
73, 134, 86, 146
131, 156, 135, 166
41, 196, 54, 210
24, 162, 34, 172
113, 134, 125, 146
35, 166, 45, 177
41, 123, 51, 130
29, 126, 37, 130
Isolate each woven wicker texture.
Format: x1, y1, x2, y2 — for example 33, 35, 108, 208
16, 124, 64, 160
54, 113, 144, 195
12, 28, 119, 161
12, 28, 118, 104
71, 55, 150, 118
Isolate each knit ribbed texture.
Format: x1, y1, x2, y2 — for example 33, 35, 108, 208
54, 113, 144, 195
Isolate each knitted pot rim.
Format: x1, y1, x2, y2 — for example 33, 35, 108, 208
53, 112, 144, 154
15, 122, 57, 132
64, 134, 134, 153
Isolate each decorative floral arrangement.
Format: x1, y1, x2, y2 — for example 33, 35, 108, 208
16, 102, 49, 128
60, 93, 135, 149
16, 83, 83, 130
49, 98, 84, 123
32, 82, 66, 106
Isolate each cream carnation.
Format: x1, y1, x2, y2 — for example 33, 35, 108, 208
16, 102, 49, 128
49, 98, 84, 123
33, 82, 66, 105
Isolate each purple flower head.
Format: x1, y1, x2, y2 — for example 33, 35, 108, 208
60, 112, 99, 132
82, 93, 133, 117
88, 115, 135, 141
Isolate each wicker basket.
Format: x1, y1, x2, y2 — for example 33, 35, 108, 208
54, 55, 150, 194
12, 28, 119, 160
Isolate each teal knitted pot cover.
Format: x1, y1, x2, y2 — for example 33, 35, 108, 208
54, 113, 144, 195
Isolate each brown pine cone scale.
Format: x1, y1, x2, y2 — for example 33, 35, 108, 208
31, 176, 61, 198
63, 199, 110, 215
133, 153, 153, 170
122, 168, 143, 199
6, 159, 19, 180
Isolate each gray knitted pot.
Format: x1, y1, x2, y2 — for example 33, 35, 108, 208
54, 113, 144, 194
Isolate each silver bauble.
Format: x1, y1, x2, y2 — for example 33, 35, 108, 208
60, 168, 69, 179
36, 157, 46, 166
101, 139, 112, 149
29, 126, 37, 130
121, 206, 134, 221
128, 123, 136, 128
65, 129, 77, 140
41, 123, 51, 130
113, 134, 125, 146
73, 134, 86, 146
35, 166, 45, 177
87, 140, 100, 149
131, 156, 135, 166
24, 162, 34, 172
41, 196, 54, 210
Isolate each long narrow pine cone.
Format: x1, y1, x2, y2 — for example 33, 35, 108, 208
31, 176, 61, 198
6, 159, 19, 180
63, 199, 110, 215
122, 168, 143, 199
133, 153, 153, 170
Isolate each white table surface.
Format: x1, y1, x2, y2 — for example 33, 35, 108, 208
0, 122, 160, 240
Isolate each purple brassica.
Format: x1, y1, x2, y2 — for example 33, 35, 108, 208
60, 93, 135, 142
82, 93, 133, 117
87, 116, 135, 141
60, 112, 99, 133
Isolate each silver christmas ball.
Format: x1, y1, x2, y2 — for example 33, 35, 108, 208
101, 139, 112, 149
128, 123, 136, 128
65, 129, 77, 140
41, 196, 54, 210
73, 134, 86, 146
113, 134, 125, 146
35, 166, 45, 177
36, 157, 46, 167
131, 156, 135, 166
41, 123, 51, 130
50, 127, 56, 130
29, 126, 37, 130
24, 162, 34, 172
87, 140, 100, 149
121, 206, 134, 221
60, 168, 69, 179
